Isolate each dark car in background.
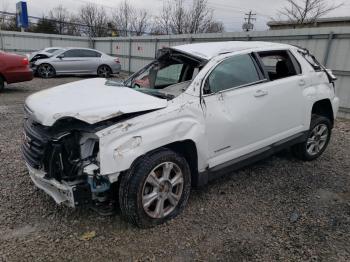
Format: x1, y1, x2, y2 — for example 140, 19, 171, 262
0, 51, 33, 91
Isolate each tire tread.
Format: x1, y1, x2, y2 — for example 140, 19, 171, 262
118, 149, 191, 228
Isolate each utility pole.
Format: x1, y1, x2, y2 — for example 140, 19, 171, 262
242, 10, 256, 32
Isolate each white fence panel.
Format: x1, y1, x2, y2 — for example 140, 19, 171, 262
1, 27, 350, 117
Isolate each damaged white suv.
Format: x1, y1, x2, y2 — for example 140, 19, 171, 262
23, 41, 339, 227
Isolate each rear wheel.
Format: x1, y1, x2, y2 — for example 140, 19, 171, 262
292, 115, 332, 161
119, 149, 191, 228
37, 64, 56, 78
97, 65, 112, 78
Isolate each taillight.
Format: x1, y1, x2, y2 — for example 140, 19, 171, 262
114, 57, 120, 64
22, 57, 29, 66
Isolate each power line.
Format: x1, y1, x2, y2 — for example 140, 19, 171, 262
207, 1, 273, 17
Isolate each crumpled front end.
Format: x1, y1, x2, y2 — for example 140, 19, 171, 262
22, 116, 111, 209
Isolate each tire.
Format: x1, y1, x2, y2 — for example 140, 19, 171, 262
119, 149, 191, 228
97, 65, 112, 78
37, 63, 56, 78
0, 76, 4, 92
292, 114, 332, 161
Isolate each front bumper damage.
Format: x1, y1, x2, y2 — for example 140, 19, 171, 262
27, 164, 91, 207
21, 113, 124, 213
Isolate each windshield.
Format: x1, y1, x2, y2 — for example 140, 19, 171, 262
108, 50, 205, 100
46, 48, 60, 54
52, 49, 66, 57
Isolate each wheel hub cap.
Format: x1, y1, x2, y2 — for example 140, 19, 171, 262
306, 123, 329, 156
142, 162, 184, 219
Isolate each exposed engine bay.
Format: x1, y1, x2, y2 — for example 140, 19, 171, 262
22, 110, 150, 213
30, 54, 50, 64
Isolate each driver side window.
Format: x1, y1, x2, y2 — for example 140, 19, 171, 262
207, 54, 261, 94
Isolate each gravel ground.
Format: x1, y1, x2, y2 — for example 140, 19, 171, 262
0, 77, 350, 262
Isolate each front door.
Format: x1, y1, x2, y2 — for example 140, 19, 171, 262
203, 52, 305, 168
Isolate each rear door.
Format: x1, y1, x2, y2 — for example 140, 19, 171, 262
254, 50, 308, 136
79, 50, 102, 74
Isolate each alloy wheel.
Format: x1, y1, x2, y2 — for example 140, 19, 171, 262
38, 64, 55, 78
306, 123, 329, 156
142, 162, 184, 219
98, 66, 111, 78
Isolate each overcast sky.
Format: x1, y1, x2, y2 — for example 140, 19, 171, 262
2, 0, 350, 31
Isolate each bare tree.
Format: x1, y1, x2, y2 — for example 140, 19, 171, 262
279, 0, 343, 24
170, 0, 188, 34
0, 1, 8, 29
66, 15, 83, 36
153, 0, 224, 35
132, 10, 149, 36
205, 21, 225, 33
79, 3, 109, 37
151, 1, 172, 35
49, 5, 69, 34
187, 0, 213, 34
0, 0, 17, 32
113, 0, 134, 36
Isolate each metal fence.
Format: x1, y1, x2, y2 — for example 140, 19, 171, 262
0, 31, 91, 54
1, 27, 350, 118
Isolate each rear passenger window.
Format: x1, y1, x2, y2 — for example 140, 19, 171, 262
63, 50, 81, 58
80, 50, 102, 57
258, 50, 301, 81
207, 54, 261, 93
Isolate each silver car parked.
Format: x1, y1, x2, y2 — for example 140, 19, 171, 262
28, 47, 64, 63
32, 48, 121, 78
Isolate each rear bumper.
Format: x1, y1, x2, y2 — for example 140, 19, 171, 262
27, 164, 91, 207
5, 69, 33, 84
111, 64, 121, 74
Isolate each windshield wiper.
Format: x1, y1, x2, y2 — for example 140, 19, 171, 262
148, 91, 175, 100
135, 88, 174, 100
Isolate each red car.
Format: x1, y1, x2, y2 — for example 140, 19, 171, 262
0, 51, 33, 91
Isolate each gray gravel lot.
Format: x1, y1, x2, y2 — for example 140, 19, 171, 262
0, 77, 350, 261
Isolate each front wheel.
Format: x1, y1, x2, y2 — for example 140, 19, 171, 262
292, 115, 332, 161
37, 64, 56, 78
119, 149, 191, 228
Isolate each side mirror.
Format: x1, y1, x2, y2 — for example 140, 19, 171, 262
203, 78, 211, 95
313, 64, 321, 71
57, 54, 64, 59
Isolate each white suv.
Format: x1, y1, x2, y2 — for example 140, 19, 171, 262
23, 41, 339, 227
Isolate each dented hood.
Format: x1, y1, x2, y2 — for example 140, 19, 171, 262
25, 78, 168, 126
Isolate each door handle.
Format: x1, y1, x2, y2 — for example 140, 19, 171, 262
254, 90, 268, 97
